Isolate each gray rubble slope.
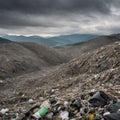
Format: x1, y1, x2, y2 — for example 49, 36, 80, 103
59, 34, 120, 57
4, 42, 119, 98
0, 42, 120, 120
0, 42, 69, 79
48, 42, 120, 81
29, 42, 120, 97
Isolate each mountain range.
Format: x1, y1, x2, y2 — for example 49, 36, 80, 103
0, 37, 12, 43
59, 33, 120, 57
3, 34, 99, 47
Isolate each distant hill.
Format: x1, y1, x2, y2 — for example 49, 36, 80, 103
3, 34, 99, 47
0, 42, 69, 79
0, 37, 12, 43
59, 34, 120, 57
3, 35, 58, 46
49, 34, 99, 46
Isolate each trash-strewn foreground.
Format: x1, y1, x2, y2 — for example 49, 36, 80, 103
0, 89, 120, 120
0, 42, 120, 120
22, 91, 120, 120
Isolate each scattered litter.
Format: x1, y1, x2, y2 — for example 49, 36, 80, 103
59, 111, 69, 120
106, 102, 120, 113
89, 91, 110, 107
0, 108, 9, 114
88, 114, 95, 120
1, 90, 120, 120
28, 99, 34, 104
32, 100, 50, 119
104, 113, 120, 120
103, 112, 110, 116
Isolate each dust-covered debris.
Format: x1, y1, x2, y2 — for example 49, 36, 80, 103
0, 42, 120, 120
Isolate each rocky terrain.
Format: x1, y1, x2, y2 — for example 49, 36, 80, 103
0, 35, 120, 120
0, 42, 69, 79
60, 34, 120, 57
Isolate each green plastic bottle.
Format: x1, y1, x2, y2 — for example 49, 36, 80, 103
39, 107, 48, 117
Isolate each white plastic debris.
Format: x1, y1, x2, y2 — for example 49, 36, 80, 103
117, 109, 120, 113
0, 80, 4, 83
91, 89, 95, 92
28, 99, 34, 104
64, 101, 68, 107
59, 111, 69, 120
57, 106, 62, 111
51, 88, 59, 93
117, 99, 120, 102
117, 91, 120, 94
80, 108, 84, 114
0, 108, 9, 114
51, 89, 55, 93
40, 100, 51, 109
46, 112, 53, 119
32, 111, 41, 119
103, 112, 110, 116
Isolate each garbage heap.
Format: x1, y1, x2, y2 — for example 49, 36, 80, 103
19, 91, 120, 120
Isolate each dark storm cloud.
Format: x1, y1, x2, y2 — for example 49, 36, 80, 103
0, 0, 113, 27
0, 0, 120, 35
0, 0, 111, 15
0, 11, 60, 28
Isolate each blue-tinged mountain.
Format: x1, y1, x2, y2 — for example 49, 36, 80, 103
0, 37, 12, 43
3, 35, 57, 46
48, 34, 99, 46
3, 34, 99, 47
59, 33, 120, 57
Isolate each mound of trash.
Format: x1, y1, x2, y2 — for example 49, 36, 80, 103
0, 91, 120, 120
47, 42, 120, 81
0, 42, 120, 120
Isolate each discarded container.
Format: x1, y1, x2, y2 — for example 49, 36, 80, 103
39, 107, 48, 117
32, 100, 50, 119
32, 107, 48, 119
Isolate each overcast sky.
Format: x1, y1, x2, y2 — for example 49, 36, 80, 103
0, 0, 120, 36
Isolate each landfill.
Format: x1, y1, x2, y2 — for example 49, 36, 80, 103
0, 90, 120, 120
0, 42, 120, 120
